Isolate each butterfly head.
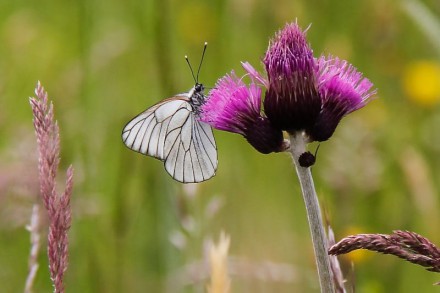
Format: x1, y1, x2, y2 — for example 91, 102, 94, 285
194, 83, 204, 93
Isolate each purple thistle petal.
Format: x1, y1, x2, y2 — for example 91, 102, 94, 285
309, 56, 376, 141
241, 61, 269, 89
263, 22, 321, 132
200, 72, 286, 154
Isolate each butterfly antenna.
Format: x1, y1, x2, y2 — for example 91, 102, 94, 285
196, 42, 208, 83
185, 55, 197, 84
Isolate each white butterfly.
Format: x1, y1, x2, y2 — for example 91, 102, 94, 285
122, 44, 217, 183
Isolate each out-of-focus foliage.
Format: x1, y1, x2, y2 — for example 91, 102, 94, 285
1, 0, 440, 292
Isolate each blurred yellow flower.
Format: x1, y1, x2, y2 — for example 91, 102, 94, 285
341, 226, 371, 264
402, 60, 440, 107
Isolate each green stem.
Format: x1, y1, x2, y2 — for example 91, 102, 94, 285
288, 131, 335, 293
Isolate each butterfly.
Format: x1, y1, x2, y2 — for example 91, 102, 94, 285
122, 43, 217, 183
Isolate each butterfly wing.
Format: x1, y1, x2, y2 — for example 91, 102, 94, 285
122, 96, 217, 183
122, 96, 188, 160
164, 114, 217, 183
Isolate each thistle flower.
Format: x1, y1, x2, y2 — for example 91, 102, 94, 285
200, 71, 287, 154
203, 22, 375, 148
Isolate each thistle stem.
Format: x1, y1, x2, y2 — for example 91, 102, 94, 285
288, 131, 335, 293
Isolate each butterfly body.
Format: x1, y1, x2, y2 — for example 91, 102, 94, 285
122, 84, 218, 183
186, 83, 206, 112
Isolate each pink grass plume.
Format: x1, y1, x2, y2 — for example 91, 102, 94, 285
30, 81, 73, 293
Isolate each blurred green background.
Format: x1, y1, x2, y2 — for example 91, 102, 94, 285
1, 0, 440, 292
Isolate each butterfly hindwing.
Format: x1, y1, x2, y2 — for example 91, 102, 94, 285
191, 121, 217, 181
164, 116, 217, 183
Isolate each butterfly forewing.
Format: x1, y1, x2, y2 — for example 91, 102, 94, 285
122, 93, 218, 183
155, 99, 188, 121
122, 97, 187, 159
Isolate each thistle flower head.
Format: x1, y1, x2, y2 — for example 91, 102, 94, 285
201, 71, 261, 134
263, 22, 321, 132
199, 71, 286, 154
261, 22, 375, 142
310, 56, 376, 141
